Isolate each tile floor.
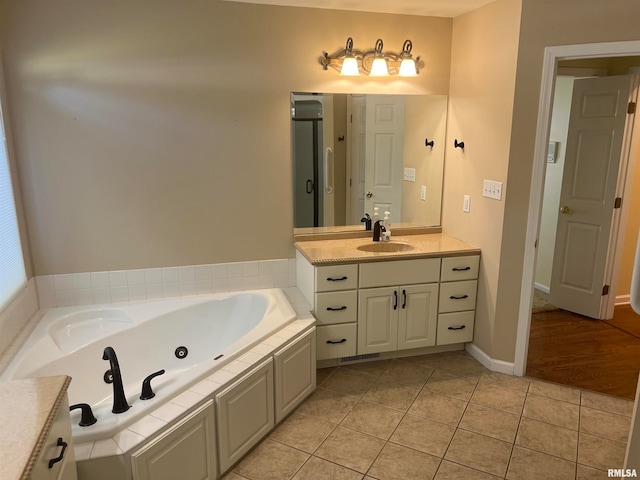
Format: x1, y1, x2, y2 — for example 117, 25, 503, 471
224, 350, 635, 480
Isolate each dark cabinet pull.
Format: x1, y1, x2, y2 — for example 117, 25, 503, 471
48, 438, 68, 468
326, 339, 347, 344
450, 295, 469, 300
327, 276, 347, 282
452, 266, 471, 271
306, 179, 314, 194
448, 325, 467, 331
393, 290, 398, 310
402, 289, 407, 309
326, 306, 347, 311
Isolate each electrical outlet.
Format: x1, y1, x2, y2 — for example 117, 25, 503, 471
403, 168, 416, 182
482, 180, 503, 200
420, 185, 427, 201
463, 195, 471, 213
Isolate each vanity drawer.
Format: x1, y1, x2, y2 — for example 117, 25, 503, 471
316, 264, 359, 292
440, 255, 480, 282
316, 324, 357, 360
315, 291, 358, 325
359, 258, 440, 288
438, 280, 478, 313
437, 311, 475, 345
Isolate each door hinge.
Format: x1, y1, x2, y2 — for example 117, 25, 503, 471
629, 101, 636, 114
602, 285, 610, 296
614, 197, 622, 209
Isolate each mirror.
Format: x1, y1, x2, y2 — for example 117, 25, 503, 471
291, 93, 447, 234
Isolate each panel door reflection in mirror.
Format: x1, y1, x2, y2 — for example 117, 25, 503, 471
291, 93, 447, 233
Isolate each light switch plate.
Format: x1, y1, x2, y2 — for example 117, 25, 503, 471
420, 185, 427, 201
403, 168, 416, 182
482, 180, 503, 200
463, 195, 471, 213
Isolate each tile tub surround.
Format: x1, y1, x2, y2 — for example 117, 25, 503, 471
0, 278, 38, 358
228, 351, 635, 480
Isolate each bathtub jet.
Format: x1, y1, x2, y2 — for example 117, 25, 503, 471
102, 346, 131, 414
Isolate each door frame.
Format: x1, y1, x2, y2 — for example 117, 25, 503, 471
514, 41, 640, 377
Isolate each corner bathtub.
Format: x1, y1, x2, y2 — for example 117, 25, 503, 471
1, 289, 297, 444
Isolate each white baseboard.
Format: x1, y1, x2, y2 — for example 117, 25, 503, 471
617, 294, 631, 305
534, 282, 550, 294
465, 343, 516, 376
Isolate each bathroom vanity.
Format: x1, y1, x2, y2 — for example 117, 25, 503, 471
295, 233, 480, 364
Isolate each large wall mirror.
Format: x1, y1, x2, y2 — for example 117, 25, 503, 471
291, 93, 447, 234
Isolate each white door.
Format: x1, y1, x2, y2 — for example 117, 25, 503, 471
349, 95, 366, 224
364, 95, 405, 220
549, 75, 632, 318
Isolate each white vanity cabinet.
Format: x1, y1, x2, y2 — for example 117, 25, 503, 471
358, 259, 440, 354
131, 401, 216, 480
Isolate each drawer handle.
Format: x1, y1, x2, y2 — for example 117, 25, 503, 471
326, 306, 347, 311
48, 437, 68, 468
326, 338, 347, 344
452, 266, 471, 271
448, 325, 467, 331
449, 294, 469, 300
327, 276, 348, 282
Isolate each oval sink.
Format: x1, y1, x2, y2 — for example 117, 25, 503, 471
357, 242, 415, 253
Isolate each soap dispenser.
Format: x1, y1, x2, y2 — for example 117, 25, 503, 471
381, 211, 391, 241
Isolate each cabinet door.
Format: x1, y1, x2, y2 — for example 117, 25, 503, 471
132, 401, 216, 480
358, 287, 398, 354
397, 284, 439, 350
274, 328, 316, 423
216, 359, 274, 475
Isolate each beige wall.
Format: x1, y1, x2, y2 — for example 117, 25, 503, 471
0, 0, 452, 275
442, 0, 522, 361
497, 0, 640, 363
619, 145, 640, 296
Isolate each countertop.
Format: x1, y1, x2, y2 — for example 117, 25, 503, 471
294, 233, 480, 265
0, 375, 71, 480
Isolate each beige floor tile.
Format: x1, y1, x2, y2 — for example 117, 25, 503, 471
408, 390, 468, 425
444, 430, 512, 477
436, 354, 489, 377
368, 442, 440, 480
221, 472, 249, 480
389, 414, 455, 457
578, 433, 627, 470
362, 378, 420, 411
321, 369, 377, 397
315, 426, 385, 474
458, 403, 520, 442
403, 350, 466, 369
581, 390, 634, 417
342, 360, 391, 378
294, 388, 359, 424
340, 401, 404, 440
515, 417, 578, 461
470, 383, 527, 414
576, 464, 608, 480
528, 379, 581, 405
233, 439, 309, 480
434, 460, 503, 480
523, 394, 580, 430
292, 456, 363, 480
506, 446, 576, 480
316, 367, 336, 386
479, 371, 530, 392
269, 413, 336, 453
425, 371, 479, 401
580, 407, 631, 443
378, 358, 434, 387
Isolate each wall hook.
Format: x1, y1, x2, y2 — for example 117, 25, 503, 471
425, 138, 434, 148
454, 139, 465, 149
338, 135, 345, 142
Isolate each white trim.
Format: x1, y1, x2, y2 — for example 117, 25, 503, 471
617, 294, 631, 305
534, 282, 550, 294
465, 343, 515, 375
515, 40, 640, 377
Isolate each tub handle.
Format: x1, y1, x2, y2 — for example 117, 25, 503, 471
69, 403, 97, 427
140, 369, 166, 400
48, 438, 68, 468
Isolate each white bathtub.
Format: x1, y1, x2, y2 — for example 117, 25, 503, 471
1, 289, 297, 443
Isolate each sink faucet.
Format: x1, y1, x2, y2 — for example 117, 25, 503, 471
102, 347, 131, 414
373, 220, 386, 242
361, 214, 372, 231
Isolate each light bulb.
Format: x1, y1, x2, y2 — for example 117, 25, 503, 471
340, 56, 360, 76
369, 57, 389, 76
399, 58, 417, 77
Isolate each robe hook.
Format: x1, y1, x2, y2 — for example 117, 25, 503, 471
454, 139, 465, 149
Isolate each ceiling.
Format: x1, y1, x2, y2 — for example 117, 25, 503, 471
222, 0, 496, 18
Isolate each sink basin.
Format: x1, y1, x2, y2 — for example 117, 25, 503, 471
357, 242, 415, 253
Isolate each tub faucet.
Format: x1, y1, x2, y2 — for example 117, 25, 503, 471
102, 346, 131, 414
373, 220, 386, 242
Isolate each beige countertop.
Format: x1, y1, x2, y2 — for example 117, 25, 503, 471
0, 375, 71, 480
294, 233, 480, 265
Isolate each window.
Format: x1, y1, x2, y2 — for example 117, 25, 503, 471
0, 92, 27, 311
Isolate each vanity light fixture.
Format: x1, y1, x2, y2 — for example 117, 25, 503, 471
320, 37, 423, 77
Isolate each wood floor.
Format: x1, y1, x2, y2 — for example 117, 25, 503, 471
526, 304, 640, 399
